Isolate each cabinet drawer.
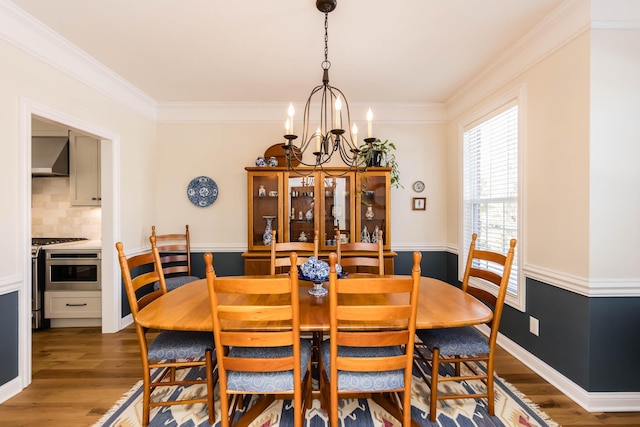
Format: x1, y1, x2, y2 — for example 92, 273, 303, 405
45, 291, 101, 318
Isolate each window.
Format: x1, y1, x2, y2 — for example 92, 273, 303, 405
462, 96, 521, 307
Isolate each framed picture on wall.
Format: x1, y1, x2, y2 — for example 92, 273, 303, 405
412, 197, 426, 211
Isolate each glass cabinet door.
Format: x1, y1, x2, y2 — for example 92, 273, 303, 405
357, 171, 391, 249
248, 172, 282, 250
285, 172, 317, 244
319, 173, 354, 250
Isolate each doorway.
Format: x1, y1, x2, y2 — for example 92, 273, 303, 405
21, 100, 121, 387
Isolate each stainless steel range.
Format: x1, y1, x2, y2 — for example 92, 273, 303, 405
31, 237, 88, 329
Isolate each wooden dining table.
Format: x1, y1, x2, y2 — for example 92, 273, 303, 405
135, 275, 492, 333
134, 275, 492, 427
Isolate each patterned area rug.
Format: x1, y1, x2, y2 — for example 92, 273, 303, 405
95, 354, 558, 427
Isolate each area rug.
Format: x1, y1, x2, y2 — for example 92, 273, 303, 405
94, 354, 558, 427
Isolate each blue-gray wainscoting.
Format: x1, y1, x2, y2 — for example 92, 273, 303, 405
0, 291, 19, 386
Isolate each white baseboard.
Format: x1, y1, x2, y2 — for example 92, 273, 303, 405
119, 313, 133, 330
0, 376, 22, 404
494, 329, 640, 412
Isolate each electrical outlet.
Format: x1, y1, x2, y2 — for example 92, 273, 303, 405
529, 316, 539, 336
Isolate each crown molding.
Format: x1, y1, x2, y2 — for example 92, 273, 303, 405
0, 0, 157, 121
446, 0, 591, 120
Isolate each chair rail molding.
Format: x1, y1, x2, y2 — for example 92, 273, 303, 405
523, 263, 640, 297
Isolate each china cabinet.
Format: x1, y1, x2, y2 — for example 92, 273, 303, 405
244, 167, 395, 274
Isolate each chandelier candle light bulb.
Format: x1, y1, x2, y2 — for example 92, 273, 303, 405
335, 97, 342, 130
288, 103, 295, 135
352, 123, 358, 145
315, 127, 322, 153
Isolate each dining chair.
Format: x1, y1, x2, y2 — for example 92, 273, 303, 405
115, 237, 216, 426
415, 233, 517, 421
269, 229, 319, 275
320, 251, 422, 427
150, 224, 200, 290
335, 228, 384, 275
205, 252, 312, 427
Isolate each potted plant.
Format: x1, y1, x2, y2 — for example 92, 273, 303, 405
358, 139, 402, 189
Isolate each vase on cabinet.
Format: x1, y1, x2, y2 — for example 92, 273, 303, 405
365, 205, 374, 220
262, 216, 275, 246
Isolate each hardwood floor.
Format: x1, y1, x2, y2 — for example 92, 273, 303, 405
1, 326, 639, 426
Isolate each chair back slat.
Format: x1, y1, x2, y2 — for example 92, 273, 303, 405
337, 305, 412, 322
336, 355, 406, 372
224, 357, 296, 373
270, 230, 319, 275
337, 330, 409, 347
151, 225, 192, 276
213, 276, 291, 294
220, 330, 294, 347
469, 267, 503, 287
336, 229, 384, 275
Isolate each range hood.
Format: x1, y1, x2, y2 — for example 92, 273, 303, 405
32, 137, 69, 176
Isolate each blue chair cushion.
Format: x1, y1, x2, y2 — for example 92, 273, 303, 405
153, 275, 200, 291
147, 330, 214, 360
320, 342, 405, 392
416, 326, 490, 356
225, 340, 312, 393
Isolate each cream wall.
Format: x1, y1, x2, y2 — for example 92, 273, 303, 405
589, 27, 640, 279
153, 121, 448, 252
446, 32, 592, 280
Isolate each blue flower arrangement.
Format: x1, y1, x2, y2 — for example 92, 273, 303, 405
299, 257, 342, 283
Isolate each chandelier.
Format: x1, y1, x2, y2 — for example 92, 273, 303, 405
282, 0, 375, 174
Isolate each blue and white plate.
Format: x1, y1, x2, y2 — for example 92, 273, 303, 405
187, 176, 219, 207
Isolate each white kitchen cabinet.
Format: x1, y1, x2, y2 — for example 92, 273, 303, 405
69, 133, 101, 206
44, 290, 102, 327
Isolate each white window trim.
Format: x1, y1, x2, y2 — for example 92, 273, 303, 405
458, 85, 526, 312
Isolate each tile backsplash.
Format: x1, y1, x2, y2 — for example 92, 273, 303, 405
32, 177, 101, 239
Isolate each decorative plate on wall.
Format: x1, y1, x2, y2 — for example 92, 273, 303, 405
187, 176, 219, 207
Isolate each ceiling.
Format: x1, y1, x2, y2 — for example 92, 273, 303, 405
12, 0, 566, 105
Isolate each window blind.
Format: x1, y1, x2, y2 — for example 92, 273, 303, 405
463, 103, 519, 294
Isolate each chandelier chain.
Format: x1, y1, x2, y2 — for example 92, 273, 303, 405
323, 12, 330, 70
